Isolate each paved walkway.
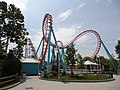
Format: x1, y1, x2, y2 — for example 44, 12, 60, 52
10, 75, 120, 90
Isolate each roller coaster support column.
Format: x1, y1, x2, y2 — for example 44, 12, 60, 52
60, 49, 66, 73
51, 27, 61, 79
101, 41, 116, 70
51, 47, 55, 64
101, 41, 112, 59
47, 28, 52, 74
35, 37, 43, 59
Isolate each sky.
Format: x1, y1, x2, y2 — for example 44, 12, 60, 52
2, 0, 120, 59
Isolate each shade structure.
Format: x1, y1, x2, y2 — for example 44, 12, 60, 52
84, 60, 98, 65
84, 60, 98, 73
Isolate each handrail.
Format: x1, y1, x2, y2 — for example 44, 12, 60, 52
0, 79, 14, 85
0, 75, 16, 80
0, 74, 19, 88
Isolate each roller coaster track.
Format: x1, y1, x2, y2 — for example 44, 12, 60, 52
24, 13, 116, 73
40, 13, 102, 62
25, 38, 38, 60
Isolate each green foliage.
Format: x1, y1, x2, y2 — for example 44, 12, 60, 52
62, 71, 66, 76
60, 74, 110, 80
52, 65, 58, 77
1, 50, 21, 77
97, 56, 115, 71
65, 44, 77, 75
65, 44, 77, 66
0, 1, 28, 77
115, 40, 120, 60
76, 53, 85, 69
0, 1, 28, 57
83, 56, 90, 61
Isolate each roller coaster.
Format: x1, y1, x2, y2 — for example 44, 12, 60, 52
25, 13, 116, 75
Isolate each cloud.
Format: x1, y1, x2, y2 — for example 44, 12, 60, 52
54, 23, 87, 46
2, 0, 29, 12
96, 0, 112, 3
57, 2, 86, 22
54, 24, 98, 57
76, 2, 86, 10
30, 23, 86, 48
117, 37, 120, 40
58, 9, 73, 21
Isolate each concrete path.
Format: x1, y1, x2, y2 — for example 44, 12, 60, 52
9, 75, 120, 90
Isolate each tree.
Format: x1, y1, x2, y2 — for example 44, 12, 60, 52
0, 1, 28, 56
97, 56, 112, 71
115, 40, 120, 60
76, 53, 85, 69
0, 1, 28, 77
65, 44, 77, 75
83, 56, 90, 61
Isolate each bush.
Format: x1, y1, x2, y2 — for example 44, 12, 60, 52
1, 50, 21, 77
54, 71, 58, 77
62, 71, 66, 76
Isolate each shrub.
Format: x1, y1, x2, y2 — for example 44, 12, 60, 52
1, 50, 21, 77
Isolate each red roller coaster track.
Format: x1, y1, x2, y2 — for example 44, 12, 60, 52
63, 30, 102, 60
39, 14, 53, 63
25, 38, 38, 60
41, 13, 102, 61
25, 14, 102, 63
25, 14, 102, 62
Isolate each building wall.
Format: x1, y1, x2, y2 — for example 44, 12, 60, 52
22, 63, 38, 75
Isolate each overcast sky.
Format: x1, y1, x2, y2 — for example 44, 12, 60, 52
2, 0, 120, 58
